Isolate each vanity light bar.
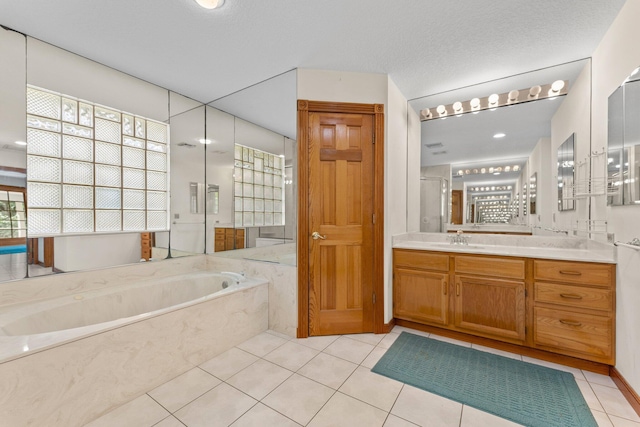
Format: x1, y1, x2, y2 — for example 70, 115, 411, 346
419, 80, 568, 121
469, 185, 513, 192
456, 165, 520, 176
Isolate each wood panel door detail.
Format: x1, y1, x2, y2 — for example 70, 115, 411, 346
454, 275, 526, 342
308, 112, 374, 335
451, 190, 463, 224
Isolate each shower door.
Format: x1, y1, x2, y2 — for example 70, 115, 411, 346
420, 177, 449, 232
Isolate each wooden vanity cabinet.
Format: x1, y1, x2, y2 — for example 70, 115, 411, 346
214, 227, 245, 252
392, 248, 616, 365
393, 250, 450, 326
533, 260, 615, 365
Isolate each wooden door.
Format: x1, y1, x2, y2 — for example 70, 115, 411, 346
451, 190, 463, 224
394, 268, 449, 326
454, 275, 526, 342
308, 112, 374, 335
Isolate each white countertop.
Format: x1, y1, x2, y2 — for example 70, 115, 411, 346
392, 233, 616, 264
445, 224, 532, 234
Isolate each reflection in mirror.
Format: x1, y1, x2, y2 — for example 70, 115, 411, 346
205, 69, 297, 265
410, 61, 586, 231
608, 65, 640, 206
167, 105, 206, 257
557, 134, 575, 211
529, 173, 537, 214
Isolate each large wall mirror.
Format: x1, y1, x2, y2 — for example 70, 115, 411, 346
608, 65, 640, 206
0, 27, 297, 286
409, 60, 587, 231
557, 133, 575, 211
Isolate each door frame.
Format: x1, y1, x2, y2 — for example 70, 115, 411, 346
297, 100, 385, 338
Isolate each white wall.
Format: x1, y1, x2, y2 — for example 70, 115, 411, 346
526, 137, 552, 228
54, 233, 141, 272
0, 28, 26, 148
589, 0, 640, 395
406, 106, 422, 232
298, 69, 409, 323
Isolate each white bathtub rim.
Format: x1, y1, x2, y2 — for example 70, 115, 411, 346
0, 273, 267, 364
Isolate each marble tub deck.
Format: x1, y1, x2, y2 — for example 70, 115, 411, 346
87, 328, 640, 427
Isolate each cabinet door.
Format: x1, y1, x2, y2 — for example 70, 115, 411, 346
394, 268, 449, 326
454, 275, 525, 342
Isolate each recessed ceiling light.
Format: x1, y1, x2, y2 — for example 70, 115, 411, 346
493, 133, 506, 139
15, 140, 27, 146
194, 0, 225, 9
199, 139, 212, 144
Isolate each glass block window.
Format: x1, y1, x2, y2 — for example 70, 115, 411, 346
0, 190, 27, 239
26, 86, 169, 236
233, 144, 284, 227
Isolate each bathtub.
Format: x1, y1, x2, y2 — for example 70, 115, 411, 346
0, 270, 261, 362
0, 267, 268, 426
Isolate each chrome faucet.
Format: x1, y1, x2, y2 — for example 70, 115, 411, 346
448, 230, 470, 245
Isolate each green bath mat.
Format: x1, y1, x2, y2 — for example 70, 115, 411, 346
372, 332, 597, 427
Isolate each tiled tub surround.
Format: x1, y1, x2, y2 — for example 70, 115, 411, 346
0, 257, 269, 427
393, 232, 616, 263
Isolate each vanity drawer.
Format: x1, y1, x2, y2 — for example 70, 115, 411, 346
534, 282, 612, 311
534, 307, 612, 359
534, 260, 613, 287
394, 249, 449, 272
455, 255, 524, 280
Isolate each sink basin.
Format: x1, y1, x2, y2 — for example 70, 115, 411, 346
420, 242, 486, 250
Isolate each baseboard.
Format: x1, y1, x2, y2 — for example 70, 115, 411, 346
610, 367, 640, 417
382, 318, 396, 334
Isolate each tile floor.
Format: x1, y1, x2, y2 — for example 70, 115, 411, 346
0, 252, 53, 282
86, 326, 640, 427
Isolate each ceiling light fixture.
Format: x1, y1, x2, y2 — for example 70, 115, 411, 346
199, 138, 212, 144
493, 133, 506, 139
194, 0, 225, 9
420, 81, 568, 122
14, 140, 27, 146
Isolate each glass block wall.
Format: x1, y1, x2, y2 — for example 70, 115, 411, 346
233, 144, 284, 227
25, 86, 169, 236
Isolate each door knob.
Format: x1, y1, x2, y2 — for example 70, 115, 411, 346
311, 231, 326, 240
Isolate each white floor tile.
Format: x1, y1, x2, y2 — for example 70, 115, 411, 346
174, 383, 256, 427
592, 410, 614, 427
226, 359, 293, 400
391, 385, 463, 427
378, 332, 401, 349
609, 414, 640, 426
590, 383, 640, 422
576, 379, 605, 412
263, 340, 320, 371
148, 368, 220, 413
460, 405, 523, 426
265, 329, 294, 341
384, 414, 420, 426
199, 347, 259, 381
153, 416, 185, 427
308, 392, 387, 427
297, 352, 358, 389
85, 394, 170, 427
391, 326, 430, 337
338, 366, 403, 412
237, 331, 289, 357
323, 336, 375, 364
230, 402, 301, 427
295, 335, 340, 351
344, 333, 385, 346
361, 346, 388, 369
262, 373, 335, 425
583, 370, 618, 388
471, 344, 522, 360
521, 356, 587, 381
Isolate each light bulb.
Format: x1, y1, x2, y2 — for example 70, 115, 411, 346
508, 90, 519, 102
453, 101, 463, 113
436, 105, 447, 116
488, 94, 499, 106
195, 0, 225, 9
420, 108, 432, 120
470, 98, 480, 109
551, 80, 565, 93
529, 85, 542, 97
15, 140, 27, 146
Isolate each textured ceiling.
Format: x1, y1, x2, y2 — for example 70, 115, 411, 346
0, 0, 625, 104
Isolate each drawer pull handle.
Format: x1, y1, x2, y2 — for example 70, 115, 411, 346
456, 282, 460, 296
560, 293, 583, 300
443, 281, 448, 296
559, 270, 582, 276
559, 319, 582, 327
